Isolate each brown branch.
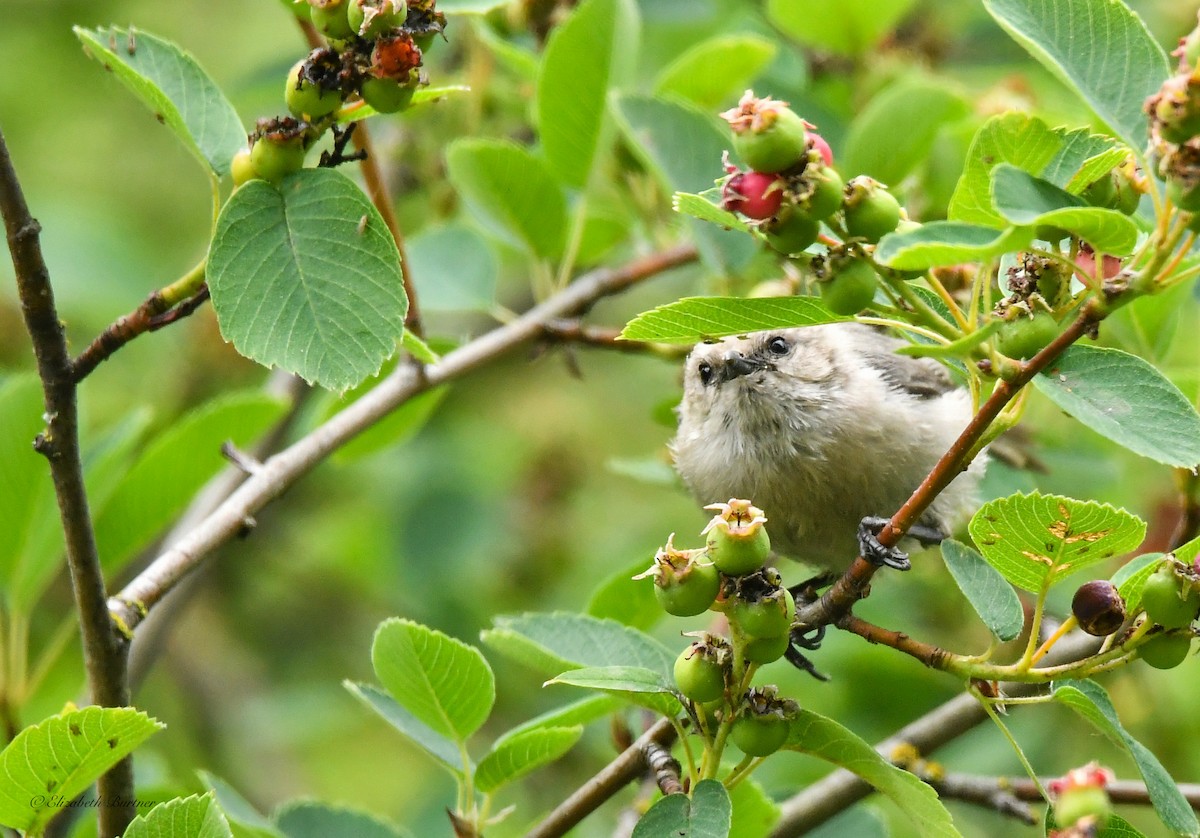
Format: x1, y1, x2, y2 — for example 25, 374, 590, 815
836, 613, 954, 670
1170, 467, 1200, 550
71, 264, 208, 381
107, 244, 697, 633
526, 718, 678, 838
794, 305, 1104, 634
769, 632, 1103, 837
0, 128, 133, 837
930, 772, 1200, 817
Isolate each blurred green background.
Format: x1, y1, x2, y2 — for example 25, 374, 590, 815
2, 1, 1199, 835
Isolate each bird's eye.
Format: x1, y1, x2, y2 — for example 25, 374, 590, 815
767, 336, 790, 355
698, 361, 713, 386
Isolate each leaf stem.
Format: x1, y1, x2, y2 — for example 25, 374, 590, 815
974, 687, 1049, 802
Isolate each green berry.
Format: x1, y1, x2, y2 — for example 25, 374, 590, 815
1140, 633, 1193, 670
819, 257, 878, 315
654, 560, 720, 618
722, 91, 809, 174
309, 0, 354, 40
361, 76, 416, 113
730, 587, 795, 640
674, 642, 727, 703
348, 0, 407, 38
842, 177, 902, 242
995, 310, 1059, 360
230, 149, 257, 186
250, 135, 306, 183
1053, 785, 1112, 828
794, 165, 843, 221
763, 211, 819, 255
1141, 564, 1200, 628
1168, 177, 1200, 213
285, 59, 342, 120
742, 631, 790, 664
731, 713, 789, 757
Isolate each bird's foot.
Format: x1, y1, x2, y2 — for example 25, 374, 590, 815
858, 517, 910, 571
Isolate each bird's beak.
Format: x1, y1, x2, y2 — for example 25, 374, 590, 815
718, 351, 767, 382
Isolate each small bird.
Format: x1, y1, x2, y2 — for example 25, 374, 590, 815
672, 323, 984, 570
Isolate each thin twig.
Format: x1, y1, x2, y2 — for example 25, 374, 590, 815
0, 128, 133, 838
929, 772, 1200, 818
526, 718, 678, 838
107, 245, 697, 632
72, 263, 207, 381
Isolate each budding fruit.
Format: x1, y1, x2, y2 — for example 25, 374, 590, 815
1140, 561, 1200, 629
347, 0, 407, 38
721, 90, 809, 174
230, 148, 257, 186
634, 534, 720, 617
702, 499, 770, 576
1167, 176, 1200, 212
1148, 73, 1200, 145
742, 632, 790, 664
250, 135, 306, 183
722, 171, 785, 220
842, 176, 902, 242
793, 164, 843, 222
1139, 632, 1193, 670
1048, 763, 1113, 830
730, 686, 797, 757
309, 0, 354, 40
814, 245, 877, 316
361, 75, 418, 113
727, 569, 795, 640
762, 211, 820, 255
994, 309, 1059, 360
285, 54, 342, 120
674, 636, 729, 703
1071, 580, 1126, 636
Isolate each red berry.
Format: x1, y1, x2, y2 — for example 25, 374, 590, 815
808, 132, 833, 167
722, 171, 785, 220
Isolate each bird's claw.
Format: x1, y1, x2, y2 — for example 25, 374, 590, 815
858, 517, 910, 571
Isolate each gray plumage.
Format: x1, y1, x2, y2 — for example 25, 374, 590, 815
671, 323, 984, 568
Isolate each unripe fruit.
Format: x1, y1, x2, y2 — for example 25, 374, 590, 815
721, 91, 809, 173
703, 500, 771, 576
820, 258, 877, 315
722, 171, 785, 220
763, 212, 819, 255
1053, 785, 1112, 829
635, 535, 720, 617
285, 59, 342, 120
1071, 580, 1126, 636
731, 713, 788, 756
1080, 172, 1116, 208
347, 0, 407, 38
250, 135, 306, 183
361, 76, 416, 113
674, 643, 727, 703
794, 165, 843, 221
1140, 633, 1192, 669
1168, 177, 1200, 212
309, 0, 354, 40
742, 632, 790, 664
1141, 563, 1200, 628
730, 587, 795, 640
995, 310, 1059, 360
842, 177, 902, 242
1150, 74, 1200, 144
230, 148, 257, 186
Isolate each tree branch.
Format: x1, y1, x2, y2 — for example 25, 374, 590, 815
525, 718, 678, 838
928, 772, 1200, 819
0, 128, 133, 838
108, 244, 697, 633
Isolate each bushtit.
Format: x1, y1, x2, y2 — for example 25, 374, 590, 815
672, 323, 984, 569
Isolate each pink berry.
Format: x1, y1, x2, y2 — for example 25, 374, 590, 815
1074, 244, 1121, 282
808, 132, 834, 167
723, 171, 785, 220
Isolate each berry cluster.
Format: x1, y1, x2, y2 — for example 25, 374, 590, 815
1069, 557, 1199, 670
1147, 11, 1200, 216
717, 90, 906, 315
232, 0, 445, 184
637, 500, 799, 760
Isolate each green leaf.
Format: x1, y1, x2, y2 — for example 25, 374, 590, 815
766, 0, 916, 57
371, 618, 495, 742
124, 793, 233, 838
613, 94, 755, 273
586, 557, 663, 630
620, 296, 847, 343
990, 164, 1137, 254
74, 26, 245, 178
632, 780, 732, 838
1112, 553, 1163, 613
673, 192, 750, 233
536, 0, 639, 188
274, 800, 411, 838
445, 140, 567, 260
344, 682, 464, 777
198, 772, 282, 838
0, 375, 52, 599
546, 665, 673, 694
406, 222, 498, 312
654, 35, 777, 110
941, 539, 1025, 641
474, 726, 583, 794
1053, 680, 1199, 837
1034, 345, 1200, 468
874, 222, 1032, 271
949, 114, 1063, 227
784, 709, 959, 837
1046, 810, 1147, 837
983, 0, 1170, 151
967, 492, 1146, 593
207, 169, 407, 391
401, 329, 440, 364
727, 778, 780, 838
0, 707, 164, 834
492, 696, 620, 749
92, 391, 286, 577
482, 612, 675, 679
842, 76, 969, 186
